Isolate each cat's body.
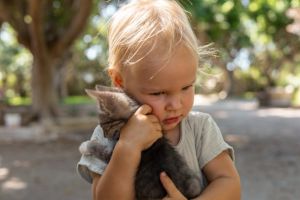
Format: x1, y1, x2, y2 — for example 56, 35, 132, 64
79, 85, 201, 199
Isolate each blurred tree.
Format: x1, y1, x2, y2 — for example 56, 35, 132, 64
180, 0, 251, 95
0, 0, 92, 120
245, 0, 300, 106
1, 0, 300, 113
180, 0, 300, 100
286, 7, 300, 35
246, 0, 298, 84
65, 1, 117, 96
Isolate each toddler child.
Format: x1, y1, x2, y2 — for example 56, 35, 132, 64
77, 0, 241, 199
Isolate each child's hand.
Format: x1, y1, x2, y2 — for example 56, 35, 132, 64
160, 172, 187, 200
119, 104, 162, 152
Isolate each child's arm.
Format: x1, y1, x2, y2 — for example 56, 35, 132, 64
92, 105, 162, 200
196, 151, 241, 200
160, 151, 241, 200
91, 141, 141, 200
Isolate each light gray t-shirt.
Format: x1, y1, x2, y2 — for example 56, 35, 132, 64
77, 112, 234, 189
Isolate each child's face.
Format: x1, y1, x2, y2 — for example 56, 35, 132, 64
120, 44, 197, 134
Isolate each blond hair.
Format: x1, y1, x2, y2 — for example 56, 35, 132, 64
108, 0, 201, 72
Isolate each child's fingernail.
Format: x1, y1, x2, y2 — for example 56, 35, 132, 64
161, 171, 166, 176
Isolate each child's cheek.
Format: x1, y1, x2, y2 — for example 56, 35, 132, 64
138, 96, 165, 120
148, 101, 165, 120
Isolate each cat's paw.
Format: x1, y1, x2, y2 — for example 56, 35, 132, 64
183, 176, 202, 198
79, 140, 92, 155
79, 140, 113, 162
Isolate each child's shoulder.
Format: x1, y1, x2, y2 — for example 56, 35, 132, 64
183, 111, 219, 134
186, 111, 212, 123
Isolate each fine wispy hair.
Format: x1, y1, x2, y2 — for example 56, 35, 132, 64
107, 0, 216, 73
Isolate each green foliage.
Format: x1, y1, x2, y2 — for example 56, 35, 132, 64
62, 95, 94, 105
7, 96, 31, 106
6, 95, 94, 106
234, 67, 266, 92
181, 0, 251, 47
293, 87, 300, 106
64, 0, 114, 95
49, 0, 73, 24
195, 65, 225, 94
0, 23, 32, 100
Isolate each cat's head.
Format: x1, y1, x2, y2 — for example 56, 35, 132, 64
86, 85, 139, 139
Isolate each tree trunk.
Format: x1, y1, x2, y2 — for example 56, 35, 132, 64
31, 56, 58, 119
0, 0, 92, 122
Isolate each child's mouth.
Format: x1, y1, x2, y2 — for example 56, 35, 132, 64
163, 116, 180, 125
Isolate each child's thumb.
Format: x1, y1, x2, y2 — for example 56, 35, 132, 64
136, 104, 152, 115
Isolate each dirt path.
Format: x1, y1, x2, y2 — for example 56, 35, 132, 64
0, 99, 299, 200
195, 99, 300, 200
0, 138, 92, 200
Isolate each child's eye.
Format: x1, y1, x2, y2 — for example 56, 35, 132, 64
150, 92, 165, 96
182, 85, 193, 91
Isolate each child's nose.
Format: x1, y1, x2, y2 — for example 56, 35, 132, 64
166, 94, 182, 110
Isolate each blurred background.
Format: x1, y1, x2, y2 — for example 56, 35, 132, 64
0, 0, 299, 200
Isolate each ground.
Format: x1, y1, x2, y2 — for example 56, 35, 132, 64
0, 98, 299, 200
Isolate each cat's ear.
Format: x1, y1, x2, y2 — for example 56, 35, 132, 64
85, 89, 120, 114
85, 89, 108, 110
85, 89, 101, 100
95, 85, 123, 93
86, 88, 121, 103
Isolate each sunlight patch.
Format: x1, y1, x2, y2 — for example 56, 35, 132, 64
225, 134, 249, 147
215, 110, 229, 119
0, 168, 9, 180
2, 177, 27, 190
256, 108, 300, 118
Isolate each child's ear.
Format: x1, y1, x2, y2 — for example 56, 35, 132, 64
108, 68, 123, 87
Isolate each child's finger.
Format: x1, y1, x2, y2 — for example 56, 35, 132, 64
136, 104, 152, 115
147, 115, 160, 123
160, 172, 180, 197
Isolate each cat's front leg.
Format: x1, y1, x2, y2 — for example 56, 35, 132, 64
79, 140, 113, 162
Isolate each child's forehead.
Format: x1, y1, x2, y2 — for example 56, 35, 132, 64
122, 45, 169, 74
123, 43, 197, 82
130, 42, 194, 68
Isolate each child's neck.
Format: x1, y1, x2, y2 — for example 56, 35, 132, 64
164, 125, 181, 146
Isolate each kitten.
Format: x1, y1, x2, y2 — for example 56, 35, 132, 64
79, 85, 201, 200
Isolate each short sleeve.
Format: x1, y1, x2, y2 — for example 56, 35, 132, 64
76, 125, 116, 184
192, 113, 234, 169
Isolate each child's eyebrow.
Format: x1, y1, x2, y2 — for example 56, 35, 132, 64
183, 79, 196, 87
141, 79, 196, 92
141, 87, 163, 92
189, 79, 196, 85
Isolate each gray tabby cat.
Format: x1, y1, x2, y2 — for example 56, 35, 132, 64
79, 85, 201, 200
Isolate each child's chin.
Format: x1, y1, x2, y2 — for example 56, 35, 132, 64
162, 123, 180, 132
